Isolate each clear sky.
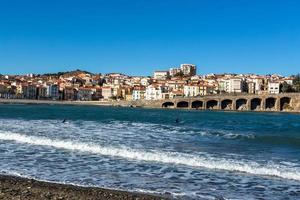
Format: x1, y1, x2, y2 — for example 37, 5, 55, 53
0, 0, 299, 76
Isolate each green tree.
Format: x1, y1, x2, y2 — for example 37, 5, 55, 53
174, 71, 184, 77
293, 74, 300, 92
280, 81, 293, 93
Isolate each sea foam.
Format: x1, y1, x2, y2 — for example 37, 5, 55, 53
0, 131, 300, 181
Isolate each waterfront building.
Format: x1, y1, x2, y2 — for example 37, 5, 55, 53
247, 76, 266, 94
268, 82, 280, 94
184, 84, 200, 97
145, 84, 169, 100
15, 84, 23, 97
199, 84, 216, 95
50, 84, 59, 100
120, 86, 132, 100
132, 87, 146, 101
112, 85, 122, 98
218, 78, 246, 93
101, 86, 113, 100
169, 90, 184, 98
125, 94, 132, 101
0, 84, 8, 98
228, 78, 247, 93
38, 86, 48, 99
77, 87, 93, 101
22, 84, 38, 99
217, 79, 230, 93
90, 87, 102, 100
63, 87, 78, 101
166, 79, 186, 91
247, 81, 256, 94
145, 85, 160, 100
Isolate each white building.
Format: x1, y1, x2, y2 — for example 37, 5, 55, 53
229, 78, 245, 93
218, 78, 246, 93
218, 79, 230, 93
183, 85, 200, 97
153, 71, 169, 80
180, 64, 196, 76
145, 85, 169, 100
247, 77, 265, 93
140, 77, 151, 86
268, 82, 280, 94
101, 86, 113, 99
132, 88, 146, 100
169, 68, 181, 77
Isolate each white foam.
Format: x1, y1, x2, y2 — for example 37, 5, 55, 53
0, 131, 300, 181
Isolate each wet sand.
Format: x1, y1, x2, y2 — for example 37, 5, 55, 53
0, 175, 169, 200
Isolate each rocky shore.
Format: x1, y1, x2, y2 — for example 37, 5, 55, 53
0, 175, 169, 200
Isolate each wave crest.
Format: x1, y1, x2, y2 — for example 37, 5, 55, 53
0, 131, 300, 181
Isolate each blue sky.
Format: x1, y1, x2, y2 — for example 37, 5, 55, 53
0, 0, 299, 76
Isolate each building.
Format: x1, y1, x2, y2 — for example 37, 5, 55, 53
247, 82, 256, 94
145, 84, 169, 100
132, 87, 146, 101
64, 87, 78, 100
229, 78, 246, 93
169, 68, 182, 77
77, 88, 93, 101
183, 84, 200, 97
218, 78, 246, 93
101, 86, 113, 100
38, 86, 49, 99
180, 64, 196, 76
140, 77, 151, 86
153, 71, 169, 80
268, 82, 280, 94
50, 84, 59, 100
218, 79, 230, 93
92, 87, 102, 100
201, 84, 216, 95
169, 90, 184, 98
23, 85, 37, 99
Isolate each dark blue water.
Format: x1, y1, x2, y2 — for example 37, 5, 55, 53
0, 104, 300, 199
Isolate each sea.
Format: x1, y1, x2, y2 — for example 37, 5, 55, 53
0, 104, 300, 200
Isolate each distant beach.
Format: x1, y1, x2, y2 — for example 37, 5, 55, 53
0, 99, 114, 106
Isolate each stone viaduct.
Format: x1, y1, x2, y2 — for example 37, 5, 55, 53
131, 93, 300, 112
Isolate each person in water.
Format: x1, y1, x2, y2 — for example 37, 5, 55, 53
62, 119, 67, 123
175, 118, 179, 123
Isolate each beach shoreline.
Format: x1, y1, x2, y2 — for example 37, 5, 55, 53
0, 99, 115, 106
0, 174, 169, 200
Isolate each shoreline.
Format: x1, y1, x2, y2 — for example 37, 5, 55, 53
0, 98, 299, 114
0, 174, 169, 200
0, 99, 114, 106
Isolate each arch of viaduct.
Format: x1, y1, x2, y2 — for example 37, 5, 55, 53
160, 93, 300, 112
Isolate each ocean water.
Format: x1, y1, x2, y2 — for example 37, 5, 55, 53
0, 104, 300, 199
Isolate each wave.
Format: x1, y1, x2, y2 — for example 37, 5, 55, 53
1, 119, 300, 149
0, 131, 300, 181
198, 130, 255, 140
198, 129, 300, 147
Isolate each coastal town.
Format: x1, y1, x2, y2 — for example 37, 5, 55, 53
0, 64, 299, 102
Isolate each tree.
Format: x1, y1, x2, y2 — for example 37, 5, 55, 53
174, 71, 184, 77
293, 74, 300, 92
280, 81, 294, 93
